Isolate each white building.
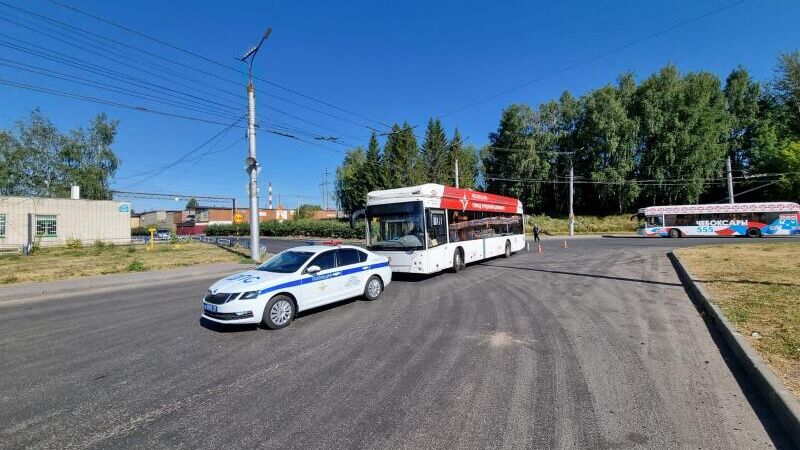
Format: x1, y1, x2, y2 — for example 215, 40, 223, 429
0, 195, 131, 249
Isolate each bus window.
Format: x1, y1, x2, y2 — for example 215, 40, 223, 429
426, 209, 447, 248
646, 215, 663, 227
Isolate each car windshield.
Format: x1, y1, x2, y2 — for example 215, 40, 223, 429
255, 251, 315, 273
366, 201, 425, 250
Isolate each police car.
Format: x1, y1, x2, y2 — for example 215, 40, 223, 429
201, 243, 391, 329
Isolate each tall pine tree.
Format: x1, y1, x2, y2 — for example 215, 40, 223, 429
421, 118, 449, 183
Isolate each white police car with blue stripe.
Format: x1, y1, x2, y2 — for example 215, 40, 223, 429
202, 244, 391, 329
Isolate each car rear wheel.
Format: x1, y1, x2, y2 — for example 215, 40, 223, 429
668, 228, 681, 238
747, 227, 762, 238
262, 295, 295, 330
364, 275, 383, 301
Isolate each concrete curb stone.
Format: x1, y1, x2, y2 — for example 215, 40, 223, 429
668, 251, 800, 447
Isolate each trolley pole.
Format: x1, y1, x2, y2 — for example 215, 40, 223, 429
238, 28, 271, 262
726, 156, 735, 204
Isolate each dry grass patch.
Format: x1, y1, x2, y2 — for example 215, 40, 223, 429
0, 242, 253, 285
676, 242, 800, 399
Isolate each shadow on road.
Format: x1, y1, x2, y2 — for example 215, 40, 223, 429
479, 263, 682, 287
198, 317, 259, 333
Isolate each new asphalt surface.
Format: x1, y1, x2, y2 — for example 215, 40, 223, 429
0, 237, 794, 449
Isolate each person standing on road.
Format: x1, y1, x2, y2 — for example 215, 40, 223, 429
533, 224, 541, 242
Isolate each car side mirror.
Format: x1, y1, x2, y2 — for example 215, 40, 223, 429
306, 265, 321, 274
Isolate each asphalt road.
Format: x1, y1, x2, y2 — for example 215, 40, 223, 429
0, 237, 794, 449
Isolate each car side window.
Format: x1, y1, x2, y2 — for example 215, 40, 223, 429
337, 249, 361, 266
308, 250, 337, 271
357, 250, 369, 262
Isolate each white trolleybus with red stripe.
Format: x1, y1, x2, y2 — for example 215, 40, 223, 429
365, 184, 525, 274
635, 202, 800, 238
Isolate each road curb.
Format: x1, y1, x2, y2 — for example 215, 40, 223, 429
668, 251, 800, 446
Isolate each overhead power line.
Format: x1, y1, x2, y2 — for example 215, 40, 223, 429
40, 0, 393, 130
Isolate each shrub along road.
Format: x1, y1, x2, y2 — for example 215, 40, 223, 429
0, 237, 794, 448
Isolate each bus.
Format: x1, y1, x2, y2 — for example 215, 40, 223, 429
365, 184, 525, 274
636, 202, 800, 238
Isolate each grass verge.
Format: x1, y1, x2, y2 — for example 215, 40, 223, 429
0, 242, 255, 285
675, 242, 800, 400
527, 214, 637, 235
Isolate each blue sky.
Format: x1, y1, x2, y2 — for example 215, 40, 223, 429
1, 0, 798, 212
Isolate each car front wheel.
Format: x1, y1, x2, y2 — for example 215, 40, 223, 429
262, 295, 295, 330
364, 275, 383, 301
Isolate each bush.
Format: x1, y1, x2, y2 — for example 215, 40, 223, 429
65, 238, 83, 249
205, 219, 365, 239
131, 226, 149, 236
126, 260, 146, 272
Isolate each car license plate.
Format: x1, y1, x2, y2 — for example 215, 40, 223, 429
203, 303, 217, 313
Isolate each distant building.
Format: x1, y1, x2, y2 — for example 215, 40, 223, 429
175, 206, 296, 235
138, 210, 180, 230
0, 194, 131, 248
130, 212, 141, 229
312, 210, 341, 220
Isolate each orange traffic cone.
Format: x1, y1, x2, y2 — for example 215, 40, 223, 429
537, 243, 543, 254
562, 240, 568, 249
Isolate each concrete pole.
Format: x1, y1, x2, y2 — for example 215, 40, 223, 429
454, 158, 459, 188
247, 81, 260, 261
568, 162, 574, 237
726, 156, 734, 204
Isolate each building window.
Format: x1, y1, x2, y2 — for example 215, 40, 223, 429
0, 214, 6, 238
36, 215, 57, 237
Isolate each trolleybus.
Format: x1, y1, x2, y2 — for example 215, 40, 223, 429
636, 202, 800, 238
365, 184, 525, 273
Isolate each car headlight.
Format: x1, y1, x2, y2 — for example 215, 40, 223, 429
239, 290, 260, 300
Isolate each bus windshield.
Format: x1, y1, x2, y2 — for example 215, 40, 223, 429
366, 201, 425, 250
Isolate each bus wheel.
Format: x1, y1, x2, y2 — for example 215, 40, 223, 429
503, 241, 511, 258
747, 227, 762, 238
668, 228, 681, 238
452, 249, 465, 273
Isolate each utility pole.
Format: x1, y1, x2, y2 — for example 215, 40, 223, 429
454, 158, 460, 188
321, 169, 331, 210
568, 162, 574, 237
726, 156, 735, 204
238, 27, 271, 262
268, 182, 273, 209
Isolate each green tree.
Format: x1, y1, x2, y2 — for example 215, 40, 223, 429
421, 118, 449, 183
577, 82, 640, 213
334, 148, 369, 214
296, 203, 322, 220
382, 122, 422, 187
185, 197, 199, 209
0, 109, 119, 199
634, 66, 729, 205
364, 132, 384, 191
770, 51, 800, 138
445, 128, 478, 188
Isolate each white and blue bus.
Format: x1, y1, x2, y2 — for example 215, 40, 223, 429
636, 202, 800, 238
